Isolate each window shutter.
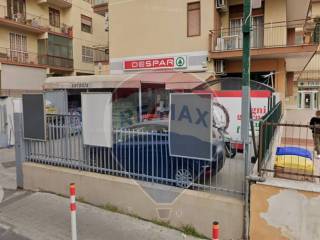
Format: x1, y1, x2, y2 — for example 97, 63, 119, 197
187, 2, 200, 37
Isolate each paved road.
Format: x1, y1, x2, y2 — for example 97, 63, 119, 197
0, 148, 201, 240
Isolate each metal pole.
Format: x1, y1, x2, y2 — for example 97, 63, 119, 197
241, 0, 251, 239
14, 112, 25, 189
70, 183, 77, 240
139, 83, 142, 123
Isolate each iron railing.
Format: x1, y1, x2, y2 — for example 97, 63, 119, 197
210, 19, 318, 52
259, 122, 320, 182
24, 114, 245, 196
258, 101, 282, 172
0, 47, 42, 66
0, 4, 72, 36
38, 55, 74, 70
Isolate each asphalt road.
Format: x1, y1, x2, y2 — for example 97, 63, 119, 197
0, 148, 201, 240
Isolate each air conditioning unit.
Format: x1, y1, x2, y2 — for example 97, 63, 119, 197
215, 37, 225, 51
216, 0, 227, 11
216, 35, 240, 51
214, 60, 224, 75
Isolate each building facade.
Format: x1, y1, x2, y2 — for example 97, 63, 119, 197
109, 0, 214, 74
210, 0, 320, 109
108, 0, 320, 109
0, 0, 109, 96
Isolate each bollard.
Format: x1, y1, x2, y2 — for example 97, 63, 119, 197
70, 183, 77, 240
212, 221, 219, 240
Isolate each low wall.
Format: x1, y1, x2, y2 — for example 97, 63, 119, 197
22, 162, 244, 239
250, 178, 320, 240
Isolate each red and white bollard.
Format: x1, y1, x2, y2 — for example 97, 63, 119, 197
70, 183, 77, 240
212, 221, 219, 240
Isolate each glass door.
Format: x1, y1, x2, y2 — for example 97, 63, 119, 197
229, 18, 242, 50
252, 16, 264, 48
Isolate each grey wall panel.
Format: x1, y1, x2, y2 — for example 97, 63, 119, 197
169, 93, 212, 161
22, 94, 46, 140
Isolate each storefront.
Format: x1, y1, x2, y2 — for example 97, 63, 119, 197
44, 72, 212, 128
297, 81, 320, 109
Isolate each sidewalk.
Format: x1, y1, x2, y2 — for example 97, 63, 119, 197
0, 148, 201, 240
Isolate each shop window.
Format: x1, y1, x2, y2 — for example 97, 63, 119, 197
187, 2, 201, 37
49, 8, 60, 28
81, 15, 92, 33
82, 46, 94, 63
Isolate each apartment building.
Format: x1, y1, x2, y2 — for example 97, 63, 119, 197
0, 0, 109, 96
210, 0, 320, 107
109, 0, 214, 74
109, 0, 320, 109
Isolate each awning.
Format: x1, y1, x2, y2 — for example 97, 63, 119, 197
44, 71, 213, 90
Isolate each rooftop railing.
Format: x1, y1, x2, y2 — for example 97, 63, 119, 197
210, 19, 318, 52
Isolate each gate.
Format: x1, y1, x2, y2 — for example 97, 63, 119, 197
0, 104, 8, 148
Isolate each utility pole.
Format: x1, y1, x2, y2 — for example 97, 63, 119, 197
241, 0, 251, 239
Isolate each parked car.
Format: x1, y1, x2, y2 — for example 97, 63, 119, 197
105, 120, 228, 188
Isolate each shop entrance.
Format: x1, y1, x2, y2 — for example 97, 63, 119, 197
298, 90, 319, 109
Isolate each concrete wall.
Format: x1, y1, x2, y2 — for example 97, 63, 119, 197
22, 162, 244, 239
109, 0, 214, 59
1, 64, 46, 90
250, 178, 320, 240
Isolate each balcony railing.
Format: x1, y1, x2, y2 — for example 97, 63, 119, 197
0, 47, 42, 66
94, 49, 109, 63
0, 5, 73, 37
210, 19, 318, 52
39, 55, 73, 70
0, 47, 73, 70
38, 0, 72, 9
93, 0, 108, 6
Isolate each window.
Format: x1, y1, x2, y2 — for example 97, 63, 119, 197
81, 15, 92, 33
7, 0, 26, 21
9, 32, 28, 63
187, 2, 201, 37
82, 46, 93, 63
49, 8, 60, 28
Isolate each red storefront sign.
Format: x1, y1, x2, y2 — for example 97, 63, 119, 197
123, 56, 187, 71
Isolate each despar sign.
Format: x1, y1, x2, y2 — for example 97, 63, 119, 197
123, 56, 187, 71
169, 93, 212, 161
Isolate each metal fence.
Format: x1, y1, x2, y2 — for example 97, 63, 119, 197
209, 19, 318, 52
259, 122, 320, 183
24, 114, 245, 196
258, 101, 282, 172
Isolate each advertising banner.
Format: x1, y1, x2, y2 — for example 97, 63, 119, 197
169, 93, 212, 161
212, 91, 270, 141
22, 94, 46, 140
82, 93, 113, 147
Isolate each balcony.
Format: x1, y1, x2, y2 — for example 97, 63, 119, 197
0, 47, 46, 67
39, 55, 74, 72
48, 24, 73, 38
92, 0, 108, 16
38, 0, 72, 9
209, 19, 319, 59
0, 5, 48, 34
94, 48, 109, 63
0, 5, 72, 37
